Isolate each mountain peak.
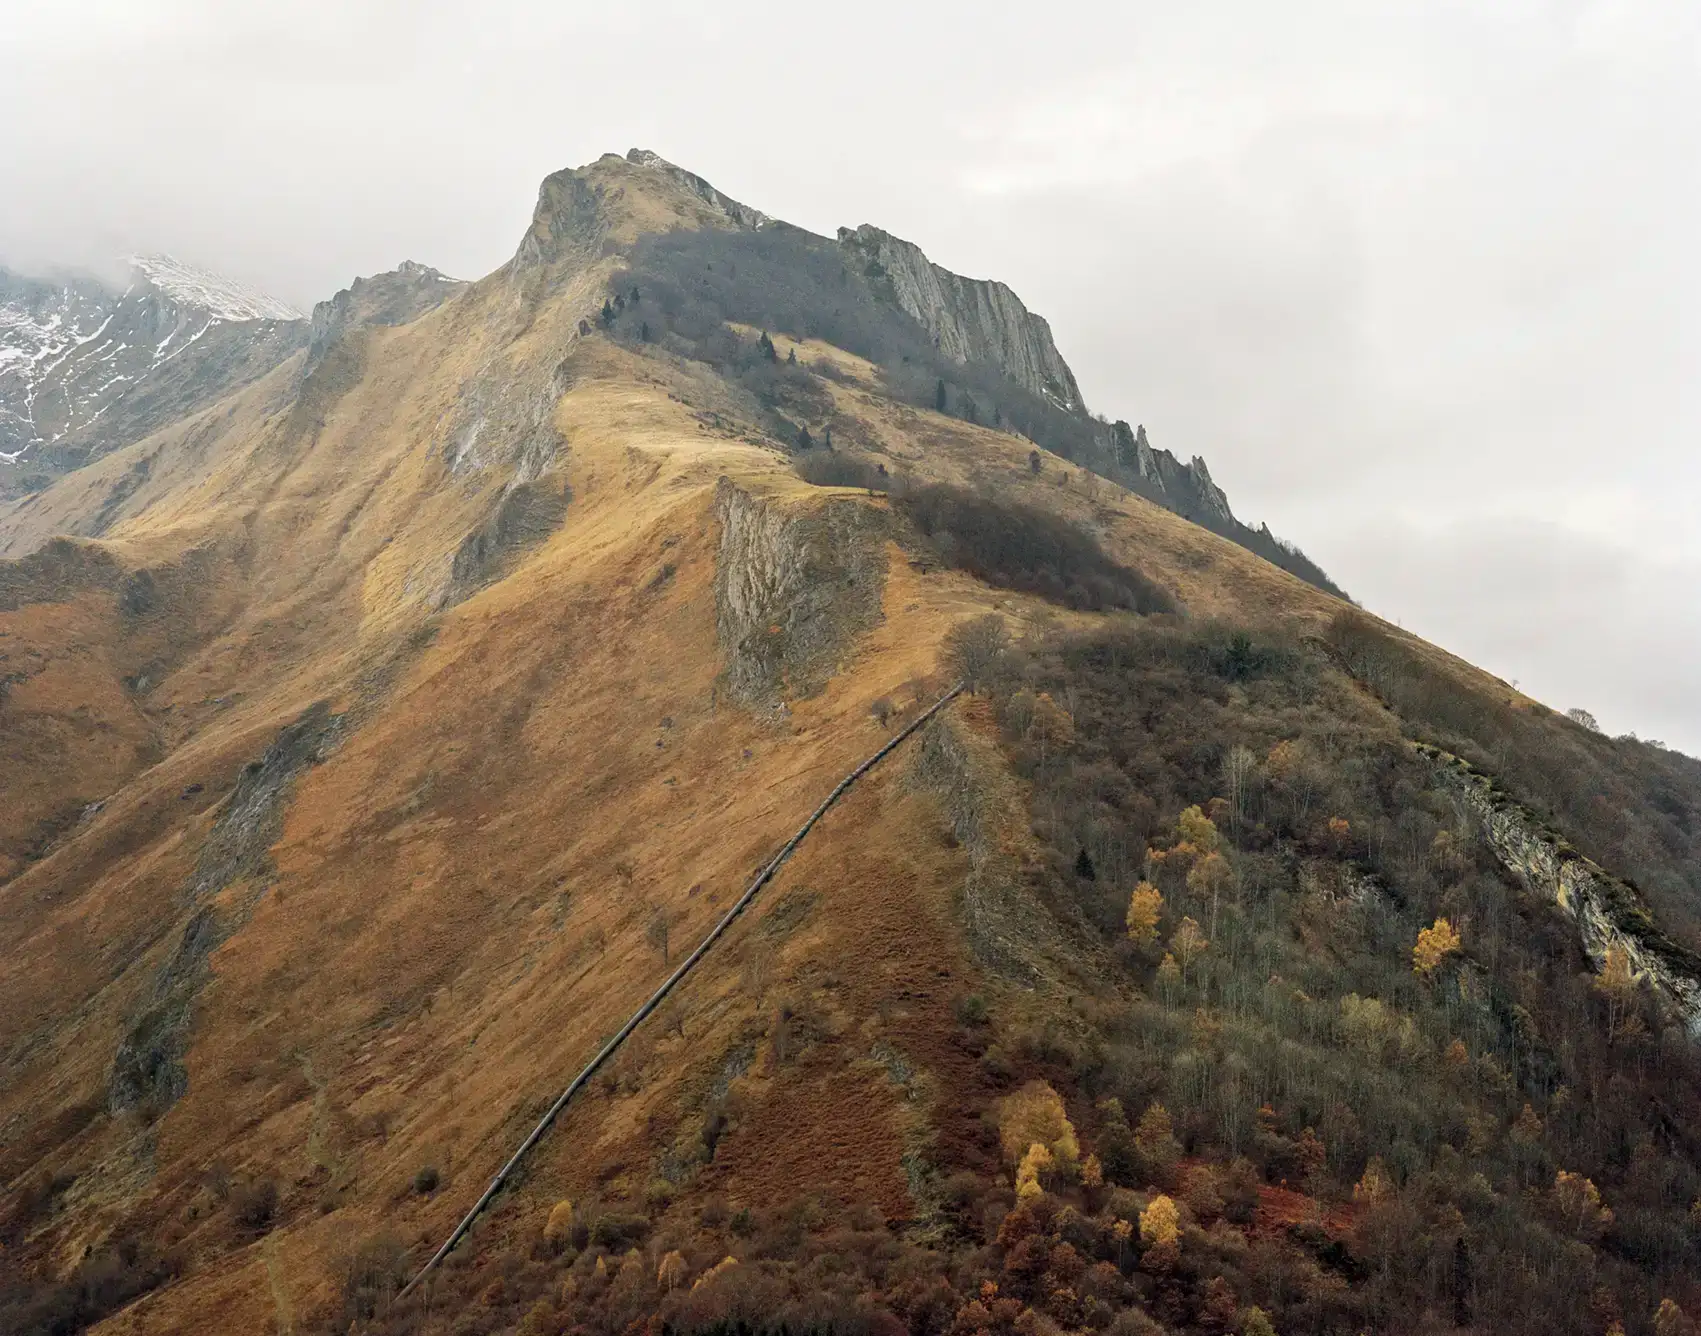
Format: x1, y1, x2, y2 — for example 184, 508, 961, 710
126, 253, 304, 322
623, 148, 771, 230
305, 260, 466, 370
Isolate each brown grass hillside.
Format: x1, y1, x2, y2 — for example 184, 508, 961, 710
5, 153, 1700, 1336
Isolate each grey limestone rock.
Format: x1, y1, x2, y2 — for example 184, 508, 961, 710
837, 223, 1084, 412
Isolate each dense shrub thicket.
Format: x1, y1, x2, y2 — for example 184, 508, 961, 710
981, 618, 1701, 1334
896, 484, 1175, 615
0, 1236, 184, 1335
792, 450, 887, 491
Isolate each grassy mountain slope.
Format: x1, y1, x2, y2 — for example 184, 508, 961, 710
2, 153, 1700, 1336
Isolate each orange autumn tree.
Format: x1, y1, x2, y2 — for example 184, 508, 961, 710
1413, 917, 1462, 977
1126, 881, 1163, 946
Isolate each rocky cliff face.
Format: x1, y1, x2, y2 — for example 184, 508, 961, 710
304, 260, 464, 372
713, 478, 886, 705
1426, 743, 1701, 1040
0, 258, 306, 486
837, 224, 1085, 412
1107, 419, 1233, 526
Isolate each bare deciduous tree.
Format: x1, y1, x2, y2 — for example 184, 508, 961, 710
943, 614, 1009, 691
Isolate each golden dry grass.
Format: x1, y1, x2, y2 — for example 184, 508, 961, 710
0, 157, 1542, 1332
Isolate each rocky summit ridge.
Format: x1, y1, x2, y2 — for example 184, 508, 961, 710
594, 149, 1339, 593
0, 150, 1330, 590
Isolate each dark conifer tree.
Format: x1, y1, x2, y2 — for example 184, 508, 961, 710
935, 378, 948, 412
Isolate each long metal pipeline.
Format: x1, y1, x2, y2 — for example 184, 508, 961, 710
397, 683, 964, 1300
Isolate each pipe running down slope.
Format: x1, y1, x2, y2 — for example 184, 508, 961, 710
399, 683, 966, 1299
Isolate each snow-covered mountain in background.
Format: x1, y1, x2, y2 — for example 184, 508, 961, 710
0, 256, 308, 481
125, 253, 304, 322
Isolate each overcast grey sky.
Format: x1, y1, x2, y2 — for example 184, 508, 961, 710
3, 0, 1697, 751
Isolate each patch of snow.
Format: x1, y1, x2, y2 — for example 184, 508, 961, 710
127, 254, 304, 322
155, 320, 213, 368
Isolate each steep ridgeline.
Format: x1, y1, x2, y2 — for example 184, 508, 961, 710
304, 260, 465, 373
614, 150, 1344, 597
0, 257, 308, 489
830, 219, 1340, 594
836, 224, 1085, 412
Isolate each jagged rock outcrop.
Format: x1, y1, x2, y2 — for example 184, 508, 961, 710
305, 260, 464, 372
509, 148, 763, 293
508, 166, 612, 282
1108, 420, 1233, 526
837, 223, 1085, 412
1425, 742, 1701, 1040
909, 715, 1051, 983
713, 478, 886, 705
440, 353, 571, 482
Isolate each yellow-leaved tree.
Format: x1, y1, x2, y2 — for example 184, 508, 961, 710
656, 1250, 687, 1293
1126, 882, 1163, 946
1353, 1157, 1393, 1206
1553, 1169, 1614, 1239
1081, 1153, 1104, 1189
1176, 804, 1221, 854
1594, 945, 1638, 1042
1015, 1143, 1054, 1201
1140, 1193, 1180, 1247
542, 1199, 574, 1248
1155, 952, 1182, 1000
1413, 917, 1462, 977
996, 1080, 1080, 1174
1241, 1308, 1279, 1336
